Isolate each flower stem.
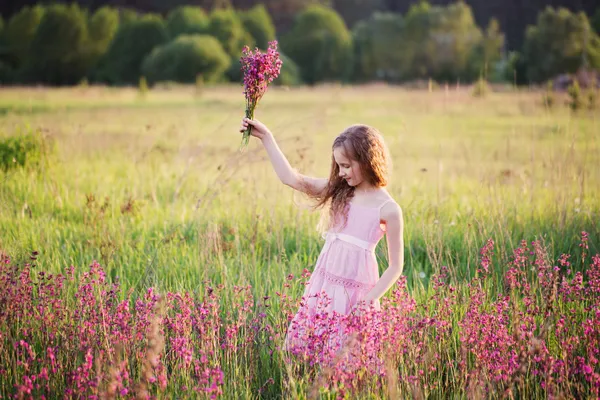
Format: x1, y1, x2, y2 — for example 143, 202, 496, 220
240, 104, 255, 151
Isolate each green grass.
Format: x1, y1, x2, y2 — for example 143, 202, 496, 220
0, 84, 599, 399
0, 84, 598, 301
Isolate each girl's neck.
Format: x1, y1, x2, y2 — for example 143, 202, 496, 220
354, 182, 379, 194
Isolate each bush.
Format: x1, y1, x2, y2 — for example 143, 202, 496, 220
166, 6, 208, 39
542, 81, 555, 109
0, 129, 52, 172
352, 12, 404, 82
567, 81, 584, 111
119, 8, 139, 26
2, 5, 45, 69
88, 6, 120, 68
274, 53, 302, 86
0, 61, 13, 84
95, 14, 169, 84
504, 51, 528, 85
22, 3, 91, 85
592, 8, 600, 35
282, 5, 353, 84
523, 7, 600, 83
208, 8, 252, 58
239, 4, 275, 50
472, 76, 490, 97
142, 35, 230, 84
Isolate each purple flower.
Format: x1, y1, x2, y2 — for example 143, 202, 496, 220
239, 41, 282, 149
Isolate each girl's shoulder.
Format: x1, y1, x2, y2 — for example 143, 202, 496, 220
374, 192, 401, 220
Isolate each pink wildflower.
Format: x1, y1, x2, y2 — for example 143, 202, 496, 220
239, 41, 282, 150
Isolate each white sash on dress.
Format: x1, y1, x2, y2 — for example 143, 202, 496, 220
324, 232, 376, 252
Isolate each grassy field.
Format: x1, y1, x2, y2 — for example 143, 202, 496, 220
0, 84, 599, 398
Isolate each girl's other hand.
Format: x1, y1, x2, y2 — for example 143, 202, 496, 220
240, 118, 272, 140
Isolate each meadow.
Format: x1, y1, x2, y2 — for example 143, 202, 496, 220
0, 84, 599, 398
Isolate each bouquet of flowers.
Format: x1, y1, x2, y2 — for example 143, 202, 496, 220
239, 41, 282, 150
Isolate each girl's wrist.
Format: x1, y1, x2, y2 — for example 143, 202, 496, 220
261, 131, 274, 142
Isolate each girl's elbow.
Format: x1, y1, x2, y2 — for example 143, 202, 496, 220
282, 176, 299, 189
390, 265, 403, 276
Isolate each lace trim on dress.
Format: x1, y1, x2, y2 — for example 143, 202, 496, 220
316, 267, 373, 290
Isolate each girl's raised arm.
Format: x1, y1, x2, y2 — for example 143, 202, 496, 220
240, 118, 328, 196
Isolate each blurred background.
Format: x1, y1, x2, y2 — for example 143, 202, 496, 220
0, 0, 599, 88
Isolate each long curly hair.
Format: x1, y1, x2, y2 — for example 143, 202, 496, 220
302, 124, 391, 233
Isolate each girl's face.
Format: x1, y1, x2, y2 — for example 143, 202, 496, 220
333, 147, 364, 187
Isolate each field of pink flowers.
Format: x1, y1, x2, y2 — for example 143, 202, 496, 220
1, 233, 598, 399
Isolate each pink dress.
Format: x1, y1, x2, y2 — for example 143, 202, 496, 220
285, 198, 395, 352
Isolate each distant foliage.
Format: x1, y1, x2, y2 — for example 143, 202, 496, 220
472, 76, 490, 97
471, 18, 505, 81
523, 7, 600, 83
138, 76, 149, 97
2, 5, 45, 70
567, 81, 584, 111
274, 52, 302, 86
587, 85, 598, 110
142, 35, 231, 84
2, 1, 600, 86
352, 12, 404, 82
0, 129, 51, 172
332, 0, 385, 29
282, 5, 353, 84
166, 6, 208, 39
542, 81, 555, 109
401, 2, 487, 82
592, 8, 600, 35
239, 4, 276, 50
119, 8, 139, 26
0, 61, 12, 84
95, 14, 169, 84
208, 8, 252, 58
88, 6, 120, 68
22, 4, 91, 85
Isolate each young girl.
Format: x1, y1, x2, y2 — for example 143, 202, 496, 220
239, 118, 404, 353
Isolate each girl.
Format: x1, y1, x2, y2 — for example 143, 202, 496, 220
239, 118, 404, 353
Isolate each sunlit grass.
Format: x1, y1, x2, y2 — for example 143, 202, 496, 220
0, 83, 598, 397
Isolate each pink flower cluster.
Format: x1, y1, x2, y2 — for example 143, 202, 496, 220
0, 232, 598, 398
239, 41, 282, 149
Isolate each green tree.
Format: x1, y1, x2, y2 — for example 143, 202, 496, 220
22, 4, 90, 85
332, 0, 385, 29
592, 8, 600, 35
142, 34, 230, 84
397, 1, 499, 83
428, 2, 483, 81
95, 14, 169, 84
468, 18, 505, 80
2, 5, 45, 69
119, 8, 139, 26
352, 12, 404, 82
239, 4, 275, 50
400, 1, 436, 80
208, 8, 252, 58
274, 52, 302, 86
88, 6, 119, 68
523, 7, 600, 83
282, 5, 353, 84
166, 6, 209, 39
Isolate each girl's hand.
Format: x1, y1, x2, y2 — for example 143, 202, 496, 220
240, 118, 272, 140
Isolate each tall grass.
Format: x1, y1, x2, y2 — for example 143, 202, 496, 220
0, 84, 598, 397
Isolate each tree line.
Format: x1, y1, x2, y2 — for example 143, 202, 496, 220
1, 0, 598, 52
0, 1, 599, 87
